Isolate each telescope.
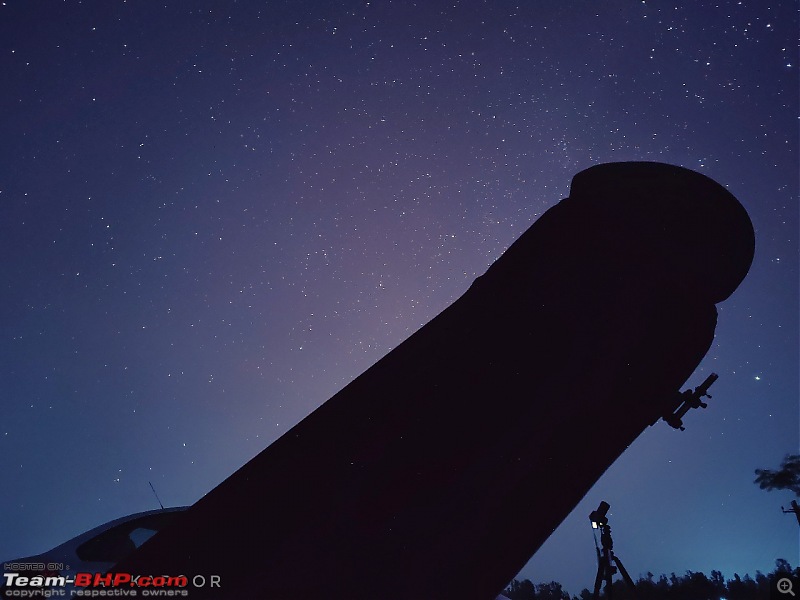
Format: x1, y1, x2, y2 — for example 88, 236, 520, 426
115, 163, 754, 600
589, 501, 610, 529
589, 501, 638, 600
663, 372, 718, 430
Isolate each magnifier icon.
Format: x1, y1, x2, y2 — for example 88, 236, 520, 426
778, 577, 796, 596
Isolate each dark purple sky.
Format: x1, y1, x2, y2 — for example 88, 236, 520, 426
1, 0, 797, 595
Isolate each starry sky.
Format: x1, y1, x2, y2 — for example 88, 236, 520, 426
1, 0, 797, 595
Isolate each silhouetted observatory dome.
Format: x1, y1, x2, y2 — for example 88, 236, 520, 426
568, 161, 755, 304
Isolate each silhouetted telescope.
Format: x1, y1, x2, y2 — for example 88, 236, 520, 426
589, 501, 638, 600
590, 501, 611, 529
118, 162, 755, 599
663, 372, 718, 431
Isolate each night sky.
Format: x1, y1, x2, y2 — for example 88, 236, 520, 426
1, 0, 797, 595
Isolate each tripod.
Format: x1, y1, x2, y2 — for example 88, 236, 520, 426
592, 521, 638, 599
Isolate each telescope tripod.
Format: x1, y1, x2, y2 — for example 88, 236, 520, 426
592, 522, 638, 600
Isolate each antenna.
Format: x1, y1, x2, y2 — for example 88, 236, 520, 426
149, 481, 165, 510
782, 500, 800, 526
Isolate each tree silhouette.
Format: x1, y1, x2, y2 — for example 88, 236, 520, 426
754, 453, 800, 495
566, 559, 794, 600
724, 573, 757, 600
532, 581, 571, 600
505, 578, 536, 599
